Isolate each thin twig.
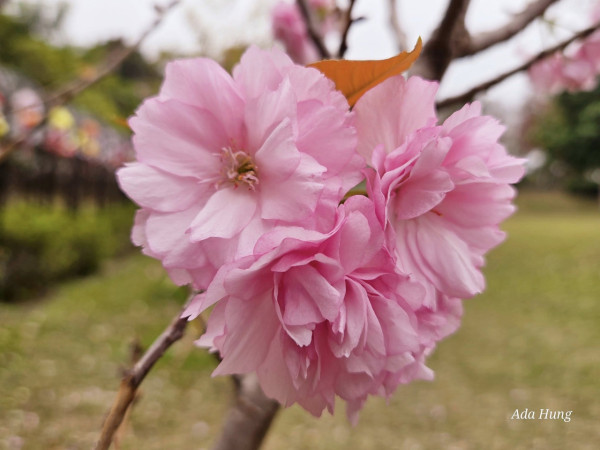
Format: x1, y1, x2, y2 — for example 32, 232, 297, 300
459, 0, 560, 57
296, 0, 330, 59
388, 0, 407, 51
436, 23, 600, 109
95, 297, 192, 450
112, 340, 144, 450
337, 0, 358, 58
0, 0, 180, 164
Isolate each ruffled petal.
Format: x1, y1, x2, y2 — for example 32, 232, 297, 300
189, 188, 258, 241
117, 163, 210, 212
354, 75, 438, 161
160, 57, 245, 139
130, 99, 228, 180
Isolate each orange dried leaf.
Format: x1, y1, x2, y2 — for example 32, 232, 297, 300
310, 38, 422, 107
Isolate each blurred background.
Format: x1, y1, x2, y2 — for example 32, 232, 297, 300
0, 0, 599, 448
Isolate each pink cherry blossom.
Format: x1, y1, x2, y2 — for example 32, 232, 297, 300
567, 29, 600, 90
560, 58, 597, 92
185, 195, 433, 424
529, 30, 600, 94
529, 53, 569, 95
117, 46, 363, 289
272, 2, 320, 64
354, 76, 525, 329
577, 30, 600, 72
529, 53, 597, 94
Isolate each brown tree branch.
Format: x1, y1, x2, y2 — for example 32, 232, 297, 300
337, 0, 358, 58
459, 0, 560, 57
436, 23, 600, 109
111, 340, 144, 449
211, 373, 280, 450
95, 298, 192, 450
296, 0, 330, 59
0, 0, 180, 164
411, 0, 472, 80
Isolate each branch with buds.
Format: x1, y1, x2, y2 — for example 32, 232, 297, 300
95, 298, 191, 450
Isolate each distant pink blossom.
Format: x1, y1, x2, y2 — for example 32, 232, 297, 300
272, 3, 319, 64
578, 30, 600, 71
529, 53, 569, 95
185, 196, 433, 424
529, 30, 600, 94
354, 76, 525, 334
560, 58, 597, 92
272, 0, 341, 64
118, 46, 363, 289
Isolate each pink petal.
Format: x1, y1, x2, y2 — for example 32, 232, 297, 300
285, 65, 349, 111
441, 101, 481, 130
117, 163, 210, 212
189, 188, 258, 241
296, 100, 360, 178
244, 77, 298, 153
443, 115, 505, 167
397, 215, 485, 298
370, 295, 419, 355
392, 137, 454, 220
337, 205, 375, 274
182, 292, 208, 320
438, 183, 517, 227
282, 264, 344, 324
213, 294, 281, 375
144, 207, 198, 255
195, 301, 227, 353
259, 156, 326, 223
354, 75, 438, 161
257, 333, 300, 407
254, 119, 302, 182
160, 58, 244, 139
329, 279, 367, 357
363, 300, 385, 357
233, 45, 290, 99
130, 99, 228, 179
274, 281, 316, 347
131, 209, 150, 248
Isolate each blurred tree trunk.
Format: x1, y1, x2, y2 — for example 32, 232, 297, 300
212, 374, 280, 450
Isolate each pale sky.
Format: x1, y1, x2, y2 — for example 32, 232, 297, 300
10, 0, 598, 110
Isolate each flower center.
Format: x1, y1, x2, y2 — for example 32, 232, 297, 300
221, 146, 259, 190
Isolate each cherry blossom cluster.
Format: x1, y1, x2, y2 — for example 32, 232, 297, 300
117, 46, 524, 422
529, 30, 600, 95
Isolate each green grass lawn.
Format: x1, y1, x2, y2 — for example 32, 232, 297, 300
1, 190, 599, 449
